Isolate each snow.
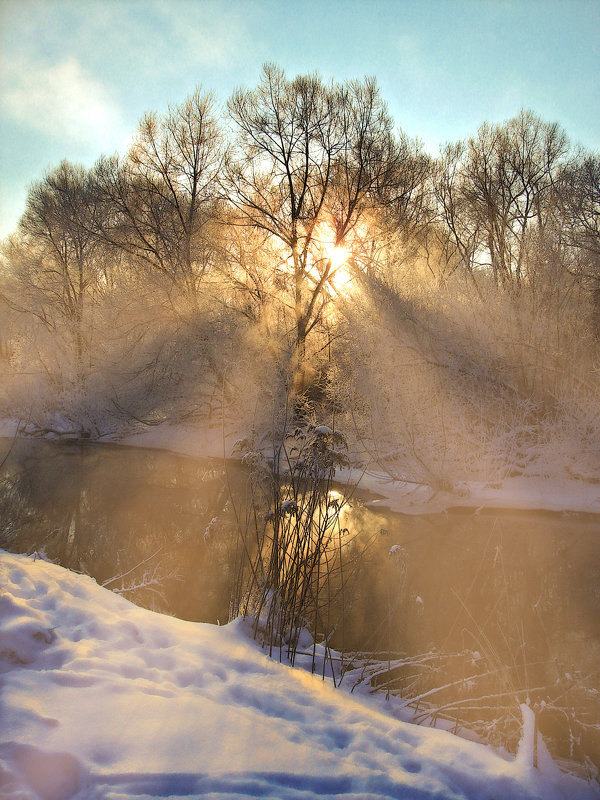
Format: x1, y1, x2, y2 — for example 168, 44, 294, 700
337, 470, 600, 516
1, 550, 597, 800
111, 421, 600, 516
3, 415, 597, 516
118, 423, 236, 462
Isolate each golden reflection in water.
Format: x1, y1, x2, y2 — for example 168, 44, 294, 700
2, 439, 600, 767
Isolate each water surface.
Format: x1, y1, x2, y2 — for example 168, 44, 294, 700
1, 437, 598, 769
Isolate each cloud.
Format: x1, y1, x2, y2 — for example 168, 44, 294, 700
3, 57, 128, 152
145, 0, 251, 71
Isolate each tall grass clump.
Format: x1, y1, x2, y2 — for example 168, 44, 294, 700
229, 410, 353, 673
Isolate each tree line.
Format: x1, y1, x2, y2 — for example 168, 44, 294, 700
0, 64, 598, 440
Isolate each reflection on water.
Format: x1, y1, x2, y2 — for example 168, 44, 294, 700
1, 438, 599, 771
338, 502, 600, 768
0, 438, 241, 623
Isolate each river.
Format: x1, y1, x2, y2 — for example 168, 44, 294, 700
1, 437, 598, 773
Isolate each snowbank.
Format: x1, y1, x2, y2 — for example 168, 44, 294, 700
1, 417, 598, 515
344, 471, 600, 516
1, 550, 596, 799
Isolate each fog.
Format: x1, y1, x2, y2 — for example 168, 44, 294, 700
0, 69, 597, 494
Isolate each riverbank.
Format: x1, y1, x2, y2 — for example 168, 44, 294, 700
2, 549, 597, 800
1, 417, 599, 516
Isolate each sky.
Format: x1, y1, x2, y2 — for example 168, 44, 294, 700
0, 0, 598, 239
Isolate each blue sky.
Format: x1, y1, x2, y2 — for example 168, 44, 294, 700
1, 0, 598, 238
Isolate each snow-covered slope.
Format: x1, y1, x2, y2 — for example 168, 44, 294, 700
1, 551, 596, 800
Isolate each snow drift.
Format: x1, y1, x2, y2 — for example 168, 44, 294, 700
1, 550, 597, 799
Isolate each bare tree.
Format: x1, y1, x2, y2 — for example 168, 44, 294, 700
546, 153, 600, 331
559, 155, 600, 276
436, 111, 570, 288
225, 64, 424, 391
226, 64, 339, 380
94, 88, 224, 304
3, 161, 104, 384
433, 141, 482, 280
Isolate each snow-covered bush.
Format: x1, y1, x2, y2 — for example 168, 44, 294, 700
333, 255, 600, 489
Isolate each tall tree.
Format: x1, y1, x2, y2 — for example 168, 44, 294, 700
436, 111, 570, 287
225, 64, 424, 390
4, 161, 103, 383
556, 154, 600, 325
560, 155, 600, 275
95, 88, 224, 303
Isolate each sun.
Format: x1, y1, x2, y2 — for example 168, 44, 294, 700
322, 244, 351, 295
308, 224, 357, 299
326, 244, 349, 270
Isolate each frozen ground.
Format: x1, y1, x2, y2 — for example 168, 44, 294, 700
1, 550, 598, 800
